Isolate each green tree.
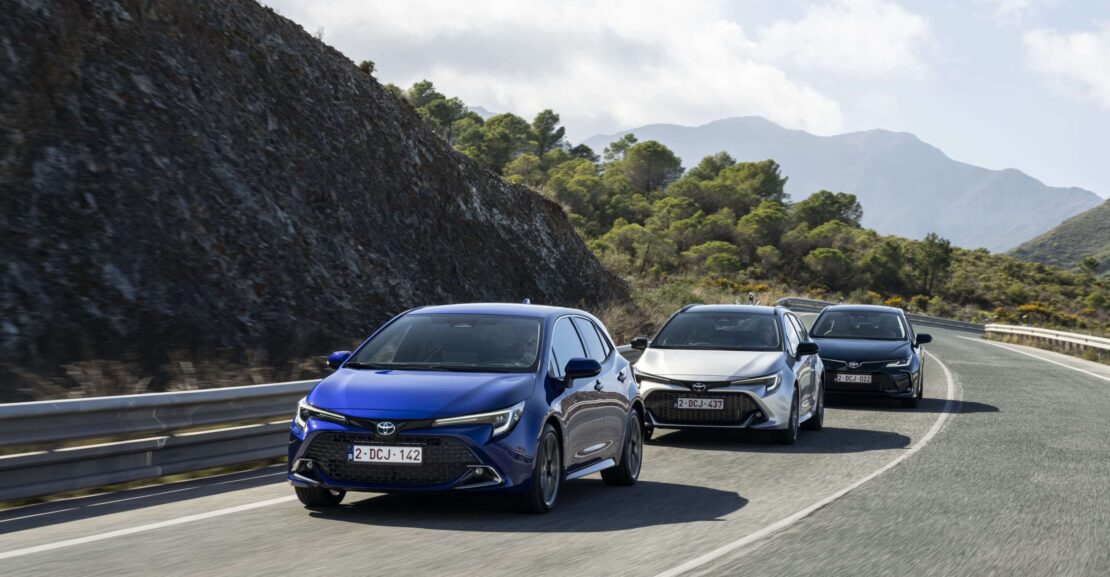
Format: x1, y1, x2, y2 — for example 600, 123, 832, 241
476, 113, 535, 173
791, 190, 863, 229
907, 233, 954, 296
1079, 256, 1100, 276
805, 247, 855, 290
531, 110, 566, 156
615, 141, 684, 194
569, 144, 599, 162
357, 60, 375, 75
684, 152, 736, 181
603, 134, 638, 162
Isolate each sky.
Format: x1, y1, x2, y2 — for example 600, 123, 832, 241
265, 0, 1110, 198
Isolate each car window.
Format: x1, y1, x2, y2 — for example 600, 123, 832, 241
572, 317, 607, 362
812, 310, 908, 341
782, 316, 800, 354
550, 317, 587, 378
788, 314, 809, 341
593, 322, 613, 357
653, 311, 782, 351
351, 313, 542, 372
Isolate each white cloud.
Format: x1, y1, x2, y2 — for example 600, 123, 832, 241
758, 0, 931, 78
265, 0, 931, 138
1024, 25, 1110, 109
977, 0, 1056, 25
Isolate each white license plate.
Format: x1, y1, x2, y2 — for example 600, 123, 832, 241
834, 373, 872, 384
348, 445, 423, 464
675, 397, 725, 410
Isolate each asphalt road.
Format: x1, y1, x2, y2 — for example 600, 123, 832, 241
1, 324, 1107, 576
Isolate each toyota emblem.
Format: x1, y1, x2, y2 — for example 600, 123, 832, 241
376, 421, 397, 436
692, 383, 707, 392
848, 361, 861, 369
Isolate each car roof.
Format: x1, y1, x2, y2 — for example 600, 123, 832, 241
682, 304, 781, 315
818, 304, 905, 314
408, 302, 591, 320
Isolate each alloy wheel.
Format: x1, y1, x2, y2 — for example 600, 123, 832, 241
540, 433, 561, 507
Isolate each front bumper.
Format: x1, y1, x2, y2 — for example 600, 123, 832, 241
823, 365, 917, 398
287, 419, 535, 494
639, 378, 794, 431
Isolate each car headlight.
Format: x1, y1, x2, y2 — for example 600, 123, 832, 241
293, 397, 347, 429
731, 371, 783, 393
886, 356, 912, 368
432, 400, 526, 438
632, 369, 671, 387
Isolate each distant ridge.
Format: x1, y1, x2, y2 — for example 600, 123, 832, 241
584, 117, 1102, 252
1010, 200, 1110, 274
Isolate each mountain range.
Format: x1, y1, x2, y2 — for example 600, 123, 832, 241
583, 117, 1102, 252
1010, 200, 1110, 275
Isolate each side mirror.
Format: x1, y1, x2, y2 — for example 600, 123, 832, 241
796, 341, 820, 357
327, 351, 352, 370
915, 334, 933, 346
564, 358, 602, 384
630, 336, 649, 350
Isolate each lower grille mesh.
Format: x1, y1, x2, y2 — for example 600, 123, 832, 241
646, 392, 759, 425
304, 433, 478, 485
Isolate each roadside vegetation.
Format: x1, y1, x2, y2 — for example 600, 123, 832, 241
390, 79, 1109, 338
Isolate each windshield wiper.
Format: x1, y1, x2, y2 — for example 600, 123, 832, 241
343, 362, 389, 370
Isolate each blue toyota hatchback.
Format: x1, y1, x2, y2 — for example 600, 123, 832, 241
288, 303, 644, 513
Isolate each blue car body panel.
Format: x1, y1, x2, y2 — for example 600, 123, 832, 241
287, 303, 641, 495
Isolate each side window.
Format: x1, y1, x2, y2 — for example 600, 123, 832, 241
782, 316, 801, 354
550, 317, 587, 378
573, 317, 607, 362
788, 314, 809, 341
593, 322, 614, 358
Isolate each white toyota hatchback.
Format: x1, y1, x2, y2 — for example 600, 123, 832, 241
630, 305, 825, 444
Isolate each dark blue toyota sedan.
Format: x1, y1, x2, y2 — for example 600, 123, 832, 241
288, 303, 644, 513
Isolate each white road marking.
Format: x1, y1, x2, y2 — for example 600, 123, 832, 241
0, 496, 296, 561
0, 508, 79, 526
957, 336, 1110, 384
89, 487, 196, 507
652, 350, 959, 577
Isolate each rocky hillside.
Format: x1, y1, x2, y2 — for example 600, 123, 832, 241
1010, 200, 1110, 275
0, 0, 625, 399
584, 117, 1102, 252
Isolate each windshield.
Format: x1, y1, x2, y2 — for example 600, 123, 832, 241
653, 311, 782, 351
811, 311, 908, 341
348, 314, 542, 372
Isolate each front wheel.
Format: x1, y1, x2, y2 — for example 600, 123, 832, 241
511, 424, 562, 514
770, 393, 799, 445
602, 411, 643, 486
294, 486, 345, 507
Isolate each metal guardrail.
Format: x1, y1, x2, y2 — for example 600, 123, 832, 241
0, 380, 316, 502
985, 324, 1110, 351
775, 297, 985, 333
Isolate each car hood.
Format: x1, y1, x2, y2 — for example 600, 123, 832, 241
306, 369, 536, 420
635, 348, 783, 381
814, 338, 911, 362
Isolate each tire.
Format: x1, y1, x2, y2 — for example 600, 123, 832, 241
294, 486, 345, 507
511, 424, 562, 514
771, 393, 800, 445
602, 411, 643, 486
801, 384, 824, 431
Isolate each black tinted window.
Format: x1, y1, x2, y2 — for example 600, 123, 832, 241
573, 317, 607, 362
550, 317, 586, 377
812, 311, 908, 341
351, 314, 542, 372
654, 311, 782, 351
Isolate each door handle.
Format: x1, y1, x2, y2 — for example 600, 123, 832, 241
617, 371, 627, 383
594, 380, 604, 391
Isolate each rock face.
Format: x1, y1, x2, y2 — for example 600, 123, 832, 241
0, 0, 625, 397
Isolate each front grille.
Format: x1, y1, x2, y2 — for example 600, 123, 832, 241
304, 433, 479, 486
825, 372, 906, 393
645, 391, 759, 425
